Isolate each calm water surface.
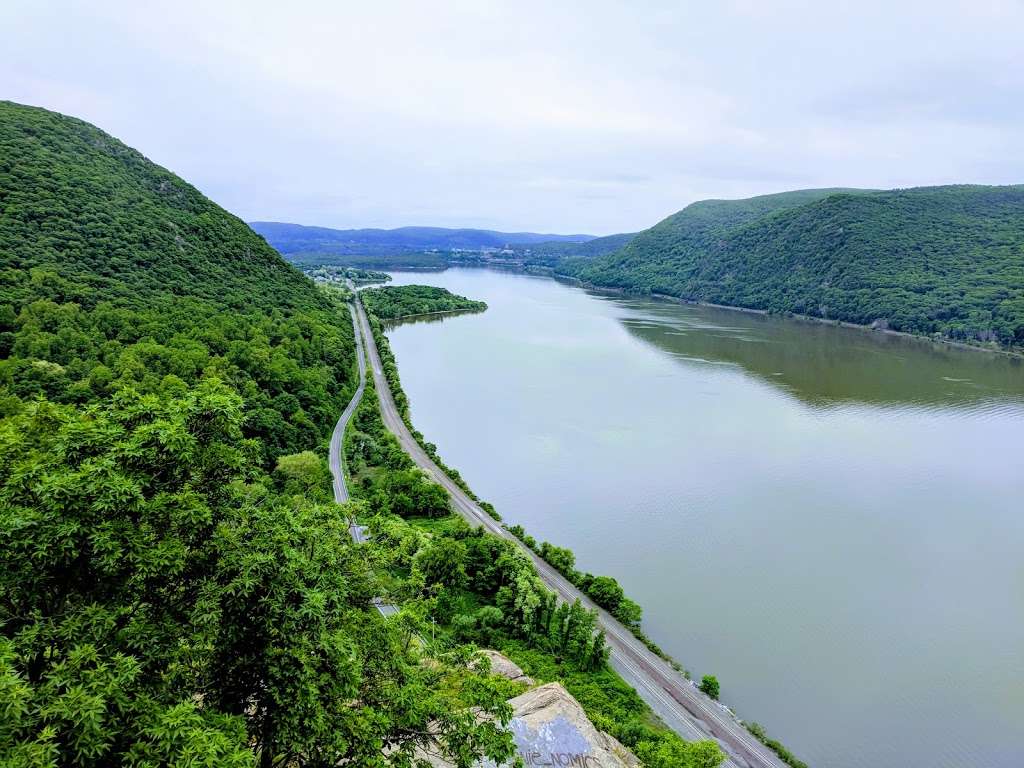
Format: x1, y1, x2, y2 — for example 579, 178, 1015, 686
382, 268, 1024, 768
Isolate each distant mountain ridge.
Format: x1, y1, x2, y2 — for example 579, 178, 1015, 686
561, 185, 1024, 346
516, 231, 638, 266
250, 221, 596, 257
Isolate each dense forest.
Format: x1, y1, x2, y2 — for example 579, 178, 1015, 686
0, 99, 728, 768
360, 285, 487, 321
0, 102, 522, 767
562, 186, 1024, 346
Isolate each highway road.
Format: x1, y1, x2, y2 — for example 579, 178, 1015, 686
350, 298, 788, 768
328, 304, 367, 507
327, 304, 398, 625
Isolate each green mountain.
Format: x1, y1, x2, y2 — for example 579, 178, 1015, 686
564, 185, 1024, 346
0, 101, 730, 768
0, 100, 359, 457
0, 102, 521, 766
1, 106, 317, 311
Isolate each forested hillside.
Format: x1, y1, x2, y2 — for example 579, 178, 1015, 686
564, 185, 1024, 346
0, 101, 355, 459
0, 102, 518, 766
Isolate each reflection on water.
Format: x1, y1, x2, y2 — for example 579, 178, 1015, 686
382, 307, 486, 331
381, 268, 1024, 768
610, 296, 1024, 409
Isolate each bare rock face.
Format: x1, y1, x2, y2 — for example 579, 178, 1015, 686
480, 649, 535, 686
416, 682, 639, 768
507, 683, 640, 768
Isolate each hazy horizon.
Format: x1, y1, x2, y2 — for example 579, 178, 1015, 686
3, 1, 1022, 235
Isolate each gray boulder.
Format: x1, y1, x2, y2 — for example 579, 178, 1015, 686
417, 681, 640, 767
479, 649, 535, 686
507, 683, 640, 768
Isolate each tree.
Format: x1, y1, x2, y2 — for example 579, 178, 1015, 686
586, 575, 625, 614
274, 450, 332, 499
0, 387, 516, 767
0, 102, 525, 768
615, 597, 643, 628
414, 538, 468, 590
375, 469, 451, 518
539, 541, 577, 579
635, 734, 724, 768
699, 675, 720, 700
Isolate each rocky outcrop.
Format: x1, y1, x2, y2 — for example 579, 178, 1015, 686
418, 681, 640, 767
507, 683, 640, 768
479, 649, 535, 686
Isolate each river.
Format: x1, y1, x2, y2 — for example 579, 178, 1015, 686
380, 267, 1024, 768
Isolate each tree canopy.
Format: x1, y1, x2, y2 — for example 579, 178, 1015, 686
360, 285, 487, 321
0, 101, 516, 767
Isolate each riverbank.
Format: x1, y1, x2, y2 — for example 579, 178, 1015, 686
342, 297, 757, 767
357, 292, 806, 768
548, 271, 1024, 359
377, 267, 1024, 768
380, 307, 488, 325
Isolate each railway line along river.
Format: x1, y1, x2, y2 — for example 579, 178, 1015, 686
379, 267, 1024, 768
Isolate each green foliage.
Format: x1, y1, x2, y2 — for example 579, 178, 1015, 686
0, 102, 517, 767
0, 103, 320, 311
414, 537, 468, 590
538, 541, 576, 579
0, 385, 517, 767
361, 285, 487, 321
583, 576, 625, 613
274, 450, 332, 499
370, 468, 451, 519
566, 185, 1024, 346
577, 575, 643, 629
699, 675, 720, 700
745, 722, 809, 768
634, 736, 725, 768
0, 101, 358, 465
530, 541, 644, 630
452, 606, 506, 647
0, 386, 263, 765
344, 373, 414, 477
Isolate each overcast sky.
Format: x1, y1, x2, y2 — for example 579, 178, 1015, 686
3, 1, 1022, 234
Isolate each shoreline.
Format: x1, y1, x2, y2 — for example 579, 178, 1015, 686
355, 297, 796, 768
379, 306, 486, 325
547, 271, 1024, 360
380, 261, 1020, 359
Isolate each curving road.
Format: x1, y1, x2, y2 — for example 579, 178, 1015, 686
328, 304, 366, 507
349, 298, 787, 768
328, 304, 398, 618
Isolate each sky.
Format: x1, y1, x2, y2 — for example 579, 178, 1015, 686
3, 1, 1023, 235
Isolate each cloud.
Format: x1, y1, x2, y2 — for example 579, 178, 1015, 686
2, 0, 1021, 234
